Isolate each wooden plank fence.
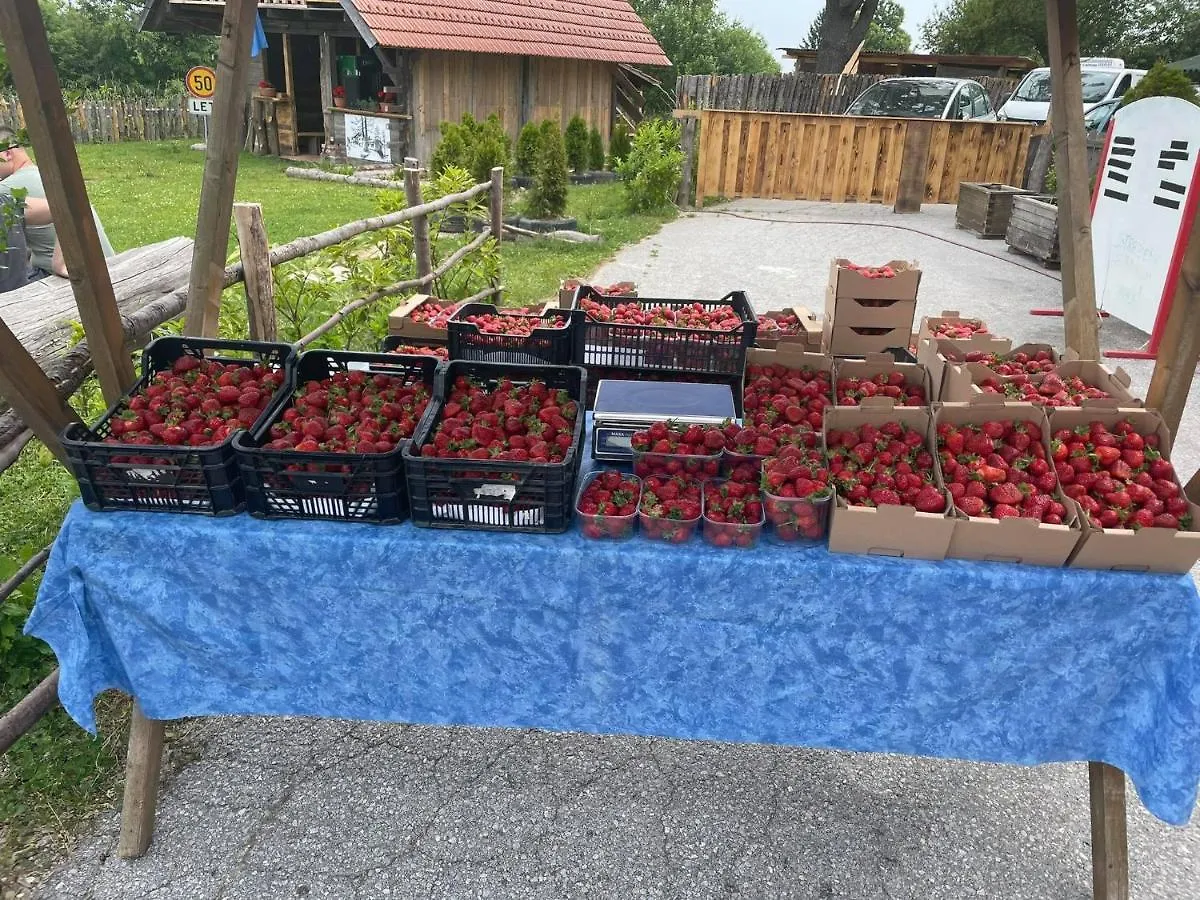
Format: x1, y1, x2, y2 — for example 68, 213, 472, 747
693, 109, 1036, 205
0, 93, 204, 143
676, 73, 1018, 116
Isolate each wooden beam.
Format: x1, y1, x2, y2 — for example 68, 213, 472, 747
1089, 762, 1130, 900
894, 121, 933, 214
183, 0, 258, 337
118, 703, 166, 859
1045, 0, 1101, 359
1145, 203, 1200, 435
319, 32, 334, 153
0, 667, 59, 755
677, 115, 698, 208
283, 32, 294, 101
0, 0, 136, 406
404, 167, 432, 279
232, 203, 277, 341
489, 166, 504, 244
0, 316, 81, 465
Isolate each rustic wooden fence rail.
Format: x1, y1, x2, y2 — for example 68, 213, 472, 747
691, 109, 1036, 206
676, 73, 1018, 116
0, 93, 204, 143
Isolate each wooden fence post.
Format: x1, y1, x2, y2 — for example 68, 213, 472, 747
894, 121, 933, 214
0, 317, 81, 465
677, 113, 698, 208
490, 166, 504, 242
233, 202, 277, 341
405, 166, 433, 279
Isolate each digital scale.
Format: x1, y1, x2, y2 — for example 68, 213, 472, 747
592, 379, 738, 463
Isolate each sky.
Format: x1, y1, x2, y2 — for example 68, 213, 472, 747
718, 0, 943, 65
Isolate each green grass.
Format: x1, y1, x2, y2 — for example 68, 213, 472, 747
1, 141, 675, 888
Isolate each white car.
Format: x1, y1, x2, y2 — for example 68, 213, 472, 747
996, 58, 1145, 124
844, 77, 997, 120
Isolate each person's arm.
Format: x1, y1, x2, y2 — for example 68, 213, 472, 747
20, 195, 51, 227
51, 240, 68, 278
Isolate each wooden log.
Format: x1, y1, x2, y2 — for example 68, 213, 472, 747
183, 0, 258, 338
283, 166, 403, 189
319, 32, 334, 152
0, 545, 50, 604
489, 166, 504, 243
0, 315, 80, 464
118, 704, 165, 859
405, 167, 433, 278
677, 115, 698, 208
1145, 205, 1200, 435
894, 121, 933, 214
0, 429, 34, 475
1089, 762, 1129, 900
0, 0, 136, 406
233, 203, 277, 341
0, 668, 59, 755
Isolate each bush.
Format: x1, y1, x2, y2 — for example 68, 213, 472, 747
430, 118, 471, 176
618, 119, 683, 212
564, 115, 590, 172
515, 121, 543, 176
1121, 61, 1200, 107
588, 126, 605, 171
608, 121, 632, 167
430, 113, 512, 183
527, 119, 569, 219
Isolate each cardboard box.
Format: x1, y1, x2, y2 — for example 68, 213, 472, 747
935, 398, 1082, 566
754, 306, 823, 350
824, 401, 954, 560
825, 292, 918, 330
940, 359, 1139, 406
825, 315, 913, 358
917, 336, 1012, 401
833, 353, 932, 406
387, 294, 457, 341
745, 346, 834, 377
917, 310, 1000, 348
829, 258, 921, 301
560, 279, 637, 309
1050, 405, 1200, 574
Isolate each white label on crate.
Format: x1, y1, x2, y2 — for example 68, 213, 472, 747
474, 484, 518, 501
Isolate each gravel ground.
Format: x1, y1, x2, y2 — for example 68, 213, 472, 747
32, 201, 1200, 900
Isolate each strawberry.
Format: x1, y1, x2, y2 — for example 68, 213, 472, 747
408, 299, 464, 328
458, 307, 568, 335
580, 297, 743, 331
956, 495, 987, 517
930, 319, 987, 339
388, 343, 449, 360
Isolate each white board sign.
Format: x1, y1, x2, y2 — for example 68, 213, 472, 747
344, 113, 391, 163
188, 97, 213, 117
1091, 96, 1200, 336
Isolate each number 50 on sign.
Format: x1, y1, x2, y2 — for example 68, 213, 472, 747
185, 66, 217, 99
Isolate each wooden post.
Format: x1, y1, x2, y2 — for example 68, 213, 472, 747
233, 202, 277, 341
283, 33, 294, 101
677, 114, 698, 208
1089, 762, 1130, 900
405, 166, 432, 279
1045, 0, 1101, 359
319, 32, 334, 155
118, 704, 166, 859
0, 0, 136, 406
1145, 210, 1200, 435
183, 0, 258, 338
894, 121, 933, 214
0, 316, 81, 465
490, 166, 504, 243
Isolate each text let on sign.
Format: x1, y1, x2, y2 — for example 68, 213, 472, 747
188, 98, 213, 117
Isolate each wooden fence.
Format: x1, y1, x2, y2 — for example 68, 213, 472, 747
676, 73, 1018, 116
0, 93, 204, 143
692, 109, 1037, 205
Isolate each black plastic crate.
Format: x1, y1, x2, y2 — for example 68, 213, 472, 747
583, 365, 744, 417
61, 336, 293, 516
448, 303, 582, 365
234, 350, 439, 524
573, 286, 757, 375
379, 334, 450, 360
403, 360, 587, 533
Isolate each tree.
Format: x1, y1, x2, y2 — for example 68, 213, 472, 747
564, 115, 590, 172
1120, 60, 1200, 106
515, 121, 543, 177
527, 119, 568, 220
803, 0, 911, 55
608, 122, 632, 167
1119, 1, 1200, 70
812, 0, 881, 73
587, 126, 605, 171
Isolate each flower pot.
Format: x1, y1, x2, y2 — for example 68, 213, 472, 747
333, 97, 346, 109
259, 88, 277, 99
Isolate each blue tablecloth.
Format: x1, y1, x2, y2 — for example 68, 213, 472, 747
26, 493, 1200, 826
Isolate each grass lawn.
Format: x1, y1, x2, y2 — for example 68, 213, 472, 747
1, 141, 674, 888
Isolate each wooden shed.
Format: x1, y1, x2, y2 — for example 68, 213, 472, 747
140, 0, 669, 164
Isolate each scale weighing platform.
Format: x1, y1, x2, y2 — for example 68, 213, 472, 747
592, 379, 738, 463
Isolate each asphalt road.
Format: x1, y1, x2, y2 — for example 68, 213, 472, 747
32, 201, 1200, 900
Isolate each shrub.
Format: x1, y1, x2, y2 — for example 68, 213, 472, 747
515, 120, 543, 176
430, 118, 470, 176
588, 126, 605, 171
430, 113, 512, 182
527, 119, 569, 219
1121, 61, 1199, 107
618, 119, 683, 212
564, 115, 590, 172
608, 121, 632, 167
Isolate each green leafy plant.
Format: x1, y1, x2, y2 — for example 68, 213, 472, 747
618, 119, 683, 212
527, 120, 570, 219
588, 126, 606, 171
431, 113, 512, 182
515, 120, 543, 176
564, 115, 590, 172
1121, 61, 1200, 107
608, 121, 632, 167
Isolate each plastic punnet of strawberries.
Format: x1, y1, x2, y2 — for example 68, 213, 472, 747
761, 447, 834, 542
719, 420, 819, 483
964, 348, 1055, 376
931, 320, 987, 339
418, 375, 578, 462
460, 310, 568, 335
977, 371, 1110, 407
835, 372, 926, 406
1054, 419, 1191, 530
104, 355, 285, 448
757, 312, 802, 336
743, 362, 831, 432
388, 344, 449, 359
408, 300, 464, 328
639, 475, 702, 543
630, 420, 724, 479
827, 422, 946, 512
577, 470, 641, 540
702, 480, 765, 548
936, 419, 1067, 522
578, 297, 742, 331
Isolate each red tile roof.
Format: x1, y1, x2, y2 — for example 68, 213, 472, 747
348, 0, 671, 66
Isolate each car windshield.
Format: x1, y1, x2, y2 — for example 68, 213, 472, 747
1012, 70, 1119, 104
1084, 101, 1117, 130
846, 81, 954, 118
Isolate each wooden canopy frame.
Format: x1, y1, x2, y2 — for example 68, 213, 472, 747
0, 0, 1194, 896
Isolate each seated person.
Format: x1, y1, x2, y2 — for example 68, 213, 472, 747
0, 127, 115, 282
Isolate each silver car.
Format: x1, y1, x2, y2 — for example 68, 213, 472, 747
845, 77, 997, 121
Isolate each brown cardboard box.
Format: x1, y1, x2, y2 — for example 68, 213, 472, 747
825, 292, 919, 329
833, 353, 932, 406
1051, 405, 1200, 573
940, 359, 1139, 406
755, 306, 823, 350
824, 401, 954, 560
824, 315, 912, 357
829, 258, 921, 301
917, 310, 1000, 347
745, 346, 834, 377
560, 279, 637, 309
387, 294, 458, 341
935, 397, 1082, 566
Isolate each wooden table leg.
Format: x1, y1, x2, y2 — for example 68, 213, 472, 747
1089, 762, 1130, 900
118, 702, 166, 859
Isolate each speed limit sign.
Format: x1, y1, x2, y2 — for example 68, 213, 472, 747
185, 66, 217, 100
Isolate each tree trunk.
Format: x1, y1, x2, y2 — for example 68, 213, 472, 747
816, 0, 880, 74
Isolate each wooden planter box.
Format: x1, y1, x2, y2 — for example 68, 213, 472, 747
1005, 194, 1060, 267
955, 182, 1036, 237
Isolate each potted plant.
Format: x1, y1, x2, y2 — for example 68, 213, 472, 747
377, 88, 397, 113
332, 85, 347, 109
258, 80, 276, 99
